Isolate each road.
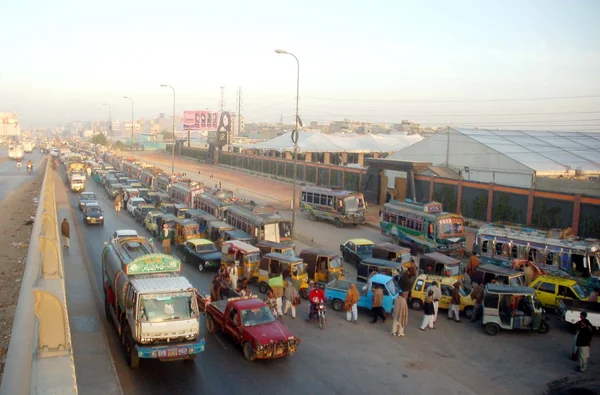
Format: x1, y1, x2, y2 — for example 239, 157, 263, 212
57, 163, 597, 395
0, 147, 45, 201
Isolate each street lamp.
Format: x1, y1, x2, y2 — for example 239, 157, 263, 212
102, 103, 112, 146
160, 84, 176, 174
275, 48, 300, 242
123, 96, 134, 155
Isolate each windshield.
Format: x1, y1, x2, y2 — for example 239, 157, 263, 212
573, 284, 587, 299
439, 219, 464, 237
344, 196, 364, 212
281, 249, 296, 259
196, 244, 217, 253
291, 263, 307, 277
279, 221, 292, 239
509, 275, 526, 287
357, 245, 374, 256
245, 252, 261, 263
240, 306, 275, 327
86, 206, 101, 214
459, 284, 470, 296
386, 279, 397, 295
446, 265, 462, 277
140, 293, 193, 322
183, 226, 199, 236
330, 256, 342, 269
82, 194, 96, 200
132, 200, 143, 207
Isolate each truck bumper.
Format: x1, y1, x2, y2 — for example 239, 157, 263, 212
135, 339, 205, 359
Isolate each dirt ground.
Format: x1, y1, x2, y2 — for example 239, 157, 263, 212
0, 166, 45, 383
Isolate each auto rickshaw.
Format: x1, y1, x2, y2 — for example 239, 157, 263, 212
223, 229, 253, 243
206, 221, 234, 249
256, 240, 295, 259
257, 253, 309, 298
137, 187, 150, 201
158, 202, 176, 216
482, 284, 549, 336
174, 218, 202, 244
197, 213, 219, 238
221, 240, 261, 281
372, 243, 411, 264
156, 214, 178, 238
124, 188, 139, 200
145, 191, 161, 206
419, 252, 464, 281
357, 257, 404, 282
299, 248, 344, 284
184, 209, 208, 221
174, 204, 189, 218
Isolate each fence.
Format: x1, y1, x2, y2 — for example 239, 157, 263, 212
0, 160, 77, 395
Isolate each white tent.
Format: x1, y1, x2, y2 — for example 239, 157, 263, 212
241, 131, 423, 153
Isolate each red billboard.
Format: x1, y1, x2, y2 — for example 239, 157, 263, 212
183, 110, 219, 131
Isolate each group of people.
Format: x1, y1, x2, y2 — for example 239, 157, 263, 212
210, 262, 254, 302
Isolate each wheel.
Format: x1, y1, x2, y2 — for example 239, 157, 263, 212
104, 295, 111, 321
410, 298, 423, 310
485, 323, 500, 336
259, 282, 268, 294
123, 326, 140, 368
205, 315, 215, 334
464, 306, 474, 320
334, 218, 343, 228
392, 235, 401, 246
300, 288, 308, 300
538, 321, 550, 334
198, 262, 205, 272
332, 299, 344, 311
243, 342, 256, 362
318, 313, 325, 329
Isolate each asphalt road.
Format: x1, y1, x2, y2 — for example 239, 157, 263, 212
0, 147, 45, 201
55, 162, 600, 395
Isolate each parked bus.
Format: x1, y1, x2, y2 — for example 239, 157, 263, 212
226, 205, 292, 244
474, 223, 600, 289
139, 167, 163, 189
171, 181, 205, 206
156, 174, 172, 193
300, 186, 366, 227
194, 191, 234, 220
380, 200, 466, 256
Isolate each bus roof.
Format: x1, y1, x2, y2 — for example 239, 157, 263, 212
383, 200, 461, 220
301, 186, 361, 198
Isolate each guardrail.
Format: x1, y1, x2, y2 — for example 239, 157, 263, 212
0, 159, 78, 395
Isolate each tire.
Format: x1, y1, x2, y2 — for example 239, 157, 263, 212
123, 326, 139, 368
410, 298, 423, 310
259, 282, 269, 294
538, 321, 550, 334
318, 313, 325, 330
205, 314, 215, 334
332, 299, 344, 312
104, 295, 111, 321
198, 262, 205, 272
300, 288, 308, 300
464, 306, 474, 320
392, 235, 401, 246
186, 354, 197, 362
334, 218, 343, 228
243, 342, 256, 362
485, 323, 500, 336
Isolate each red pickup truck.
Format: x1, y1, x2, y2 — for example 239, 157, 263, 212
197, 293, 300, 361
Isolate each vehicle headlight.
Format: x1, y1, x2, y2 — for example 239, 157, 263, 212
86, 217, 91, 220
99, 216, 103, 219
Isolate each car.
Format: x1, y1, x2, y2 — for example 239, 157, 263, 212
111, 229, 139, 243
134, 203, 156, 224
530, 275, 588, 309
144, 211, 163, 235
340, 239, 374, 266
178, 238, 222, 272
83, 203, 104, 226
127, 197, 146, 217
78, 192, 99, 211
409, 274, 475, 319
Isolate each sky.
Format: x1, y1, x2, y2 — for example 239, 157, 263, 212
1, 0, 599, 130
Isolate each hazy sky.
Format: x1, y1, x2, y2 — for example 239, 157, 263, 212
1, 0, 599, 130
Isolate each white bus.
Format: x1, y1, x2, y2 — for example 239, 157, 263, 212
8, 145, 24, 160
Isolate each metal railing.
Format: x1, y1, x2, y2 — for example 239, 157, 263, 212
0, 159, 77, 395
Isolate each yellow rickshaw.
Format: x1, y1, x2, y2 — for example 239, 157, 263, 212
221, 240, 262, 281
174, 218, 202, 245
298, 248, 345, 284
257, 253, 309, 298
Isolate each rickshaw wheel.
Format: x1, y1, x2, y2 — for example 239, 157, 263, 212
300, 288, 308, 299
538, 321, 550, 334
259, 282, 269, 294
410, 298, 423, 310
485, 323, 500, 336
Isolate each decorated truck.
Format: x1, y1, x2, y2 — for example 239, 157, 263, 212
66, 161, 85, 182
102, 236, 205, 368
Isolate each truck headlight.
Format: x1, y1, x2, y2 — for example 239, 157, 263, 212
99, 216, 103, 219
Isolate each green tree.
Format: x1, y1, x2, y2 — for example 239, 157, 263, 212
161, 131, 174, 140
114, 140, 126, 150
91, 133, 108, 146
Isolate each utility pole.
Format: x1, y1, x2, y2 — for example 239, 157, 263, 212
237, 86, 243, 137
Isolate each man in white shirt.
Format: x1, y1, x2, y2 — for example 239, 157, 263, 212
426, 281, 442, 323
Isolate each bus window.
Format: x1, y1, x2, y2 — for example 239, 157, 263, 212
528, 248, 537, 262
495, 242, 504, 256
510, 245, 518, 259
301, 193, 306, 202
571, 254, 588, 276
327, 197, 333, 207
481, 240, 488, 254
320, 195, 327, 206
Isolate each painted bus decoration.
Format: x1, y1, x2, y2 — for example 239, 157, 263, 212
300, 186, 366, 228
380, 200, 466, 256
194, 191, 235, 220
473, 223, 600, 289
171, 180, 205, 206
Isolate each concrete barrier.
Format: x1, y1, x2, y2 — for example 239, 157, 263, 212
0, 159, 77, 395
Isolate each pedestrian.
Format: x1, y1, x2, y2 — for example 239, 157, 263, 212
269, 276, 284, 319
426, 281, 442, 322
227, 262, 238, 290
210, 275, 221, 301
344, 283, 360, 324
61, 218, 70, 250
448, 281, 462, 322
265, 289, 278, 316
572, 312, 592, 360
385, 190, 392, 203
400, 271, 412, 300
284, 280, 299, 319
470, 281, 485, 322
587, 288, 599, 303
420, 290, 436, 331
467, 252, 480, 277
370, 286, 386, 323
114, 193, 122, 212
391, 294, 408, 337
160, 224, 172, 255
576, 317, 593, 372
410, 241, 418, 264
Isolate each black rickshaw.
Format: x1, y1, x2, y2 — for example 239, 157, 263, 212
372, 243, 411, 263
156, 214, 178, 238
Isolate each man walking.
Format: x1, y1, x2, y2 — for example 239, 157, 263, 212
283, 280, 298, 319
370, 286, 386, 323
61, 219, 70, 250
391, 294, 408, 337
576, 317, 592, 372
426, 281, 442, 323
420, 290, 436, 331
470, 282, 485, 322
160, 224, 172, 255
448, 282, 462, 322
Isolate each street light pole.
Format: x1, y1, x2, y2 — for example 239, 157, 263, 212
160, 84, 176, 175
123, 96, 134, 155
275, 49, 300, 242
102, 103, 112, 146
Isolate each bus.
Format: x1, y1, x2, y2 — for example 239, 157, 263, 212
226, 205, 292, 244
8, 144, 24, 160
194, 191, 234, 219
156, 174, 172, 193
139, 167, 163, 189
300, 186, 366, 227
171, 181, 205, 206
380, 200, 466, 256
474, 223, 600, 289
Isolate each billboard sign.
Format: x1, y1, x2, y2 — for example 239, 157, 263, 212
207, 112, 232, 147
183, 110, 220, 131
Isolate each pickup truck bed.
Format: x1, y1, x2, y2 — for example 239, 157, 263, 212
558, 299, 600, 330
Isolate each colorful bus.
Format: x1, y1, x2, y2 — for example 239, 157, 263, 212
139, 167, 163, 189
194, 191, 234, 220
226, 205, 292, 245
156, 174, 172, 193
171, 181, 205, 207
300, 186, 366, 227
380, 200, 465, 256
474, 223, 600, 289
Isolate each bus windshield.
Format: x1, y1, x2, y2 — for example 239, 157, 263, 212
439, 219, 464, 237
344, 196, 364, 212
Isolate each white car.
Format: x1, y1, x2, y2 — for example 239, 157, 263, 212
111, 230, 139, 243
127, 198, 147, 217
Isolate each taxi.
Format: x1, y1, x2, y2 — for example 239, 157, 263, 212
143, 211, 163, 236
529, 275, 588, 309
409, 274, 475, 319
339, 239, 374, 267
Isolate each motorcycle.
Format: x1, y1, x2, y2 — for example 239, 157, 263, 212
27, 164, 33, 174
16, 161, 22, 171
308, 300, 327, 329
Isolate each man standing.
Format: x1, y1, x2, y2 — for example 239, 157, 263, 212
448, 282, 462, 322
399, 272, 412, 300
391, 294, 408, 337
410, 242, 419, 265
470, 282, 485, 322
576, 318, 592, 372
283, 280, 298, 319
370, 286, 386, 324
227, 262, 238, 290
426, 281, 442, 323
269, 275, 284, 319
160, 224, 172, 255
467, 253, 480, 277
61, 219, 70, 250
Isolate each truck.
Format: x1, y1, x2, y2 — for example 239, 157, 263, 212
70, 174, 86, 192
66, 161, 85, 182
324, 274, 399, 314
102, 236, 205, 368
22, 140, 34, 153
197, 293, 300, 362
8, 144, 24, 161
558, 298, 600, 331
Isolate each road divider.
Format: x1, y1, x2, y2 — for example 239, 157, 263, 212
0, 159, 77, 395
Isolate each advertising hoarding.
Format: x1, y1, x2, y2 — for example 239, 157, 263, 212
183, 111, 220, 131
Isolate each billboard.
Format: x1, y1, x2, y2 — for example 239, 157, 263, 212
207, 112, 232, 147
183, 110, 220, 131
